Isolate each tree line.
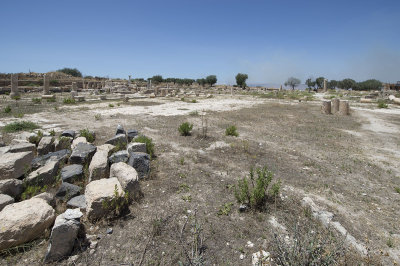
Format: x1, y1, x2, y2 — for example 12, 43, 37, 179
305, 77, 382, 91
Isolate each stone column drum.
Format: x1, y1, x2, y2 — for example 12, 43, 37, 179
321, 100, 331, 114
332, 98, 340, 113
10, 74, 20, 98
43, 74, 50, 95
339, 100, 350, 115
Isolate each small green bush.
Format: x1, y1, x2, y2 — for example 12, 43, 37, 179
79, 129, 95, 142
225, 125, 239, 137
49, 129, 56, 136
21, 185, 47, 200
46, 97, 56, 103
32, 98, 42, 104
178, 122, 193, 136
109, 104, 114, 107
189, 110, 199, 116
217, 202, 233, 216
30, 130, 43, 145
134, 135, 155, 159
191, 99, 197, 103
13, 113, 24, 118
377, 100, 388, 108
102, 185, 129, 218
234, 166, 280, 211
4, 105, 11, 113
63, 97, 76, 104
3, 121, 40, 133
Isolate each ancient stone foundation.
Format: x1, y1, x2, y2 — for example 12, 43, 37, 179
321, 100, 331, 114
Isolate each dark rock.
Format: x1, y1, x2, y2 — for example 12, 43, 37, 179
61, 130, 76, 139
31, 149, 71, 170
127, 130, 138, 142
67, 195, 86, 210
61, 164, 83, 183
115, 124, 126, 135
55, 183, 81, 201
127, 152, 150, 179
37, 136, 55, 156
239, 204, 248, 212
69, 143, 97, 165
0, 179, 23, 198
105, 134, 127, 147
108, 150, 129, 164
106, 228, 113, 234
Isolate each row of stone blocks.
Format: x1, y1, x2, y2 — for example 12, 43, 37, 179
321, 99, 349, 115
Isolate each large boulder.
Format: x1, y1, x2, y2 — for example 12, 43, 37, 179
44, 209, 83, 262
8, 142, 36, 153
69, 143, 97, 165
128, 152, 150, 179
127, 130, 138, 142
85, 178, 123, 222
127, 142, 146, 154
31, 149, 70, 170
61, 164, 83, 183
108, 150, 129, 164
0, 179, 23, 198
0, 151, 34, 180
105, 134, 127, 147
61, 130, 76, 139
97, 144, 115, 152
88, 150, 109, 182
0, 194, 14, 211
33, 192, 56, 207
71, 137, 88, 150
54, 136, 72, 151
37, 136, 55, 156
55, 182, 81, 201
0, 198, 55, 250
110, 162, 141, 200
25, 160, 59, 186
67, 195, 86, 211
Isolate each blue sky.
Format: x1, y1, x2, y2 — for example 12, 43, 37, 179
0, 0, 399, 84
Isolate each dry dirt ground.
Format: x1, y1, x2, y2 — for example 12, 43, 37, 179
0, 93, 400, 265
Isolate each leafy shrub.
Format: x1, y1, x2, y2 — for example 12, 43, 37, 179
11, 95, 21, 101
191, 99, 197, 103
179, 122, 193, 136
225, 125, 239, 137
94, 114, 101, 120
32, 98, 42, 104
4, 105, 11, 113
46, 97, 56, 103
57, 67, 82, 77
13, 113, 24, 118
101, 185, 129, 218
63, 97, 75, 104
217, 202, 233, 216
3, 121, 40, 133
377, 100, 388, 108
49, 129, 56, 136
134, 135, 155, 159
234, 166, 280, 211
79, 129, 95, 142
30, 130, 43, 145
21, 185, 47, 200
109, 104, 114, 107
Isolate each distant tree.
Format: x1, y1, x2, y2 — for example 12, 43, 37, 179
284, 77, 301, 90
57, 68, 82, 77
205, 75, 217, 86
315, 77, 325, 89
151, 75, 163, 84
357, 79, 382, 91
196, 78, 206, 86
235, 73, 248, 89
339, 78, 356, 90
183, 79, 195, 86
165, 78, 177, 84
305, 78, 316, 92
328, 80, 338, 90
84, 75, 93, 79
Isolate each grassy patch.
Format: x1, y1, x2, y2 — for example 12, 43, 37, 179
178, 122, 193, 136
3, 121, 40, 133
63, 97, 76, 104
225, 125, 239, 137
217, 202, 233, 216
79, 129, 95, 142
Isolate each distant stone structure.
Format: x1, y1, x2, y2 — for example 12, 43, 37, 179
321, 100, 331, 114
43, 74, 50, 95
323, 79, 327, 92
10, 74, 19, 98
339, 100, 350, 115
332, 98, 340, 113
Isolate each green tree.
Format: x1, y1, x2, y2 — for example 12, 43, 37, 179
205, 75, 217, 86
357, 79, 382, 91
284, 77, 301, 90
315, 77, 325, 89
196, 78, 206, 86
151, 75, 163, 84
339, 78, 356, 90
328, 80, 338, 90
305, 78, 316, 92
57, 68, 82, 77
235, 73, 248, 89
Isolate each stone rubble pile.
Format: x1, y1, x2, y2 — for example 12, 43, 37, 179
0, 124, 149, 262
